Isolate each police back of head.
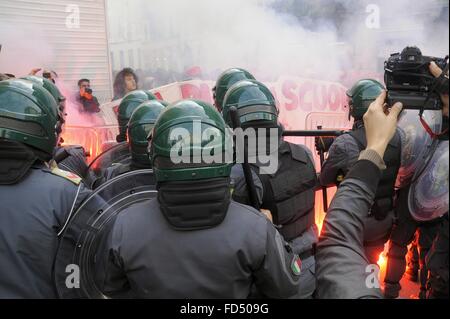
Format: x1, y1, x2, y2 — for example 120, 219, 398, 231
127, 100, 166, 168
213, 68, 255, 112
21, 75, 66, 112
117, 90, 157, 142
21, 75, 66, 140
222, 79, 279, 130
346, 79, 385, 121
0, 79, 59, 184
150, 99, 232, 230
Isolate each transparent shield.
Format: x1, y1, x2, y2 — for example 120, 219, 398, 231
88, 142, 131, 174
396, 110, 442, 188
54, 169, 157, 299
409, 141, 449, 222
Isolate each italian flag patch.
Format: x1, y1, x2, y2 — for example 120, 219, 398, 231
291, 255, 302, 276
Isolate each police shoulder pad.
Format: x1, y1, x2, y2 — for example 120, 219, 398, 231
49, 166, 82, 185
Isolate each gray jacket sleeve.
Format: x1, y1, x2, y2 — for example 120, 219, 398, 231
319, 134, 360, 187
316, 160, 383, 299
253, 222, 302, 298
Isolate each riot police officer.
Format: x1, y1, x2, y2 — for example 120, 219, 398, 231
90, 90, 157, 176
116, 90, 157, 143
99, 99, 302, 298
212, 68, 255, 112
384, 61, 449, 299
21, 75, 93, 182
316, 90, 404, 299
222, 80, 318, 299
425, 61, 449, 299
319, 79, 401, 265
387, 137, 448, 299
0, 79, 91, 298
92, 99, 166, 188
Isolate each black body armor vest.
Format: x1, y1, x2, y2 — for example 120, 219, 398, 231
257, 142, 317, 241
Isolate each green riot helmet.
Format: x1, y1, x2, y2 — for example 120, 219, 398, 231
117, 90, 156, 142
0, 79, 59, 158
128, 100, 166, 166
222, 79, 278, 128
151, 99, 232, 182
21, 75, 66, 112
346, 79, 385, 120
21, 75, 66, 133
213, 68, 255, 112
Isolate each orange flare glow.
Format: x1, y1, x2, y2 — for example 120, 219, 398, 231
377, 252, 387, 270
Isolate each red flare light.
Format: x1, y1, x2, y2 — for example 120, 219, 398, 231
60, 125, 119, 164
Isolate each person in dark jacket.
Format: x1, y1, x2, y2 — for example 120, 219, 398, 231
318, 79, 401, 265
0, 79, 91, 298
76, 78, 100, 113
384, 62, 449, 299
222, 79, 318, 299
425, 61, 449, 299
316, 90, 403, 299
100, 100, 302, 298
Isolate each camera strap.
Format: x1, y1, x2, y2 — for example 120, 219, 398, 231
419, 61, 449, 139
419, 116, 448, 139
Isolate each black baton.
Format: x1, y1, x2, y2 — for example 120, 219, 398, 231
229, 107, 260, 210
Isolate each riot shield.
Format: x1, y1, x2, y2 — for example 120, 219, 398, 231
88, 142, 131, 174
54, 169, 157, 299
409, 140, 449, 222
396, 110, 442, 188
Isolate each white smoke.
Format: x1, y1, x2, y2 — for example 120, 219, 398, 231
0, 18, 103, 127
124, 0, 346, 81
1, 0, 448, 88
109, 0, 448, 83
0, 24, 55, 77
337, 0, 449, 75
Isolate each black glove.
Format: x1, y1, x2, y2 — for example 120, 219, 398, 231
315, 137, 335, 154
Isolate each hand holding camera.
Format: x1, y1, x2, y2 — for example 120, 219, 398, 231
384, 46, 449, 111
80, 87, 93, 100
429, 62, 449, 117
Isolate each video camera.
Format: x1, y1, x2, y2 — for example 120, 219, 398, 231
384, 46, 449, 110
84, 88, 93, 94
